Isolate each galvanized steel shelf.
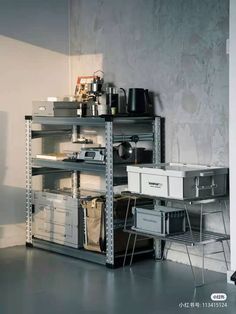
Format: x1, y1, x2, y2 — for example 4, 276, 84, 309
25, 115, 161, 267
32, 238, 106, 265
31, 115, 157, 126
32, 116, 106, 126
32, 168, 71, 176
32, 158, 106, 173
32, 129, 72, 139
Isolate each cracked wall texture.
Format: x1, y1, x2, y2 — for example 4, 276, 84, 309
70, 0, 229, 272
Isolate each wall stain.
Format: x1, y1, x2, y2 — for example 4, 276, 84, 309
181, 91, 199, 114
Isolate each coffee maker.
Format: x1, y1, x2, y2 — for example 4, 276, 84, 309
75, 70, 104, 116
105, 86, 127, 115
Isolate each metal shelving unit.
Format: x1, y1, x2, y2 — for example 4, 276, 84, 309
25, 115, 161, 267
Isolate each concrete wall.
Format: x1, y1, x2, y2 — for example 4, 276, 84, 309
0, 0, 70, 247
229, 0, 236, 277
70, 0, 229, 272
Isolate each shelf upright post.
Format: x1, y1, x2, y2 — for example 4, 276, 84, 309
71, 171, 78, 198
153, 116, 161, 165
105, 120, 114, 266
153, 116, 162, 259
72, 125, 78, 143
71, 124, 79, 199
25, 117, 33, 245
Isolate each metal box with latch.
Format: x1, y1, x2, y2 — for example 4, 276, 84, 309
133, 205, 186, 236
127, 163, 228, 200
32, 101, 78, 117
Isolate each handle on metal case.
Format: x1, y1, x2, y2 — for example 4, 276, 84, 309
197, 184, 217, 190
199, 171, 214, 177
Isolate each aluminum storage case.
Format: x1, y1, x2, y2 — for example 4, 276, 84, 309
127, 163, 229, 200
133, 205, 186, 236
32, 101, 78, 117
34, 191, 83, 248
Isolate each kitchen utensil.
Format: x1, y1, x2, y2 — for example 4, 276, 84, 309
117, 142, 133, 160
88, 77, 103, 94
87, 70, 104, 95
97, 103, 108, 116
106, 87, 127, 114
127, 88, 150, 114
86, 100, 98, 116
106, 87, 119, 114
118, 88, 127, 114
77, 102, 87, 117
111, 107, 117, 115
113, 147, 146, 164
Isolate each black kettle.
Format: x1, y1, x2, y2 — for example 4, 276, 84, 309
127, 88, 150, 114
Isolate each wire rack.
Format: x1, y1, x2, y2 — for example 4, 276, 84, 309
129, 228, 229, 246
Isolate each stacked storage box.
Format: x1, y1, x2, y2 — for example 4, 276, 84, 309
133, 205, 186, 236
34, 192, 83, 248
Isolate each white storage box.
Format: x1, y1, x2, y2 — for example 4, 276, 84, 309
127, 163, 228, 200
32, 101, 78, 117
133, 205, 186, 236
34, 192, 83, 248
34, 191, 79, 223
34, 219, 79, 248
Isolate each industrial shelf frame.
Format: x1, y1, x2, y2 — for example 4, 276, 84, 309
25, 115, 161, 267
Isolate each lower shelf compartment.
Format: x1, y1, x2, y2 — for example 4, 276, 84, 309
29, 237, 154, 267
31, 238, 106, 265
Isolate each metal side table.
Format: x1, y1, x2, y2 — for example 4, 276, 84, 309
122, 193, 230, 287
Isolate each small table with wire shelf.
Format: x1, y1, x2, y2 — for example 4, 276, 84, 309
122, 192, 230, 287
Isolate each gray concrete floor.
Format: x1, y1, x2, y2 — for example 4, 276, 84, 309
0, 246, 235, 314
